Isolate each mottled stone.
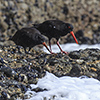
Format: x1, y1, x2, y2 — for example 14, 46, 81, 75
0, 0, 100, 99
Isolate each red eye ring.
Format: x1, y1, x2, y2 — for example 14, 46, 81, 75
68, 26, 70, 28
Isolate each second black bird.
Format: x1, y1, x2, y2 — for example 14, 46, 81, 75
9, 27, 51, 53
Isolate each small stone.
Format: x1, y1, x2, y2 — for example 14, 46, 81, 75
19, 3, 28, 10
76, 59, 84, 64
20, 74, 28, 83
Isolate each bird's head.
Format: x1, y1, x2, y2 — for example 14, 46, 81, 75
66, 23, 78, 44
35, 33, 47, 44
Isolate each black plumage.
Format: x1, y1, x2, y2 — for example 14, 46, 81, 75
33, 20, 78, 54
10, 27, 51, 53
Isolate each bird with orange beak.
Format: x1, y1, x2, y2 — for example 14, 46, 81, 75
33, 20, 78, 54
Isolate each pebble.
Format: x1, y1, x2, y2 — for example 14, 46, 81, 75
76, 59, 84, 64
0, 0, 100, 99
0, 43, 100, 99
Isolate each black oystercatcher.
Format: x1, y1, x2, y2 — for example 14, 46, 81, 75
9, 27, 52, 53
33, 20, 78, 54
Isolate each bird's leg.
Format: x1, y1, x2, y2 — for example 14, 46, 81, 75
42, 42, 55, 54
49, 40, 52, 52
56, 41, 68, 55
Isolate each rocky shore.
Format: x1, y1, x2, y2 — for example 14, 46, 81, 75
0, 44, 100, 99
0, 0, 100, 100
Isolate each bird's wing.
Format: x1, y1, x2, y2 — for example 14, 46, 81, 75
43, 20, 65, 32
41, 21, 60, 32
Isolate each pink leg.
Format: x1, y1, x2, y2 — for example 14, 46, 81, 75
42, 42, 54, 54
56, 41, 68, 55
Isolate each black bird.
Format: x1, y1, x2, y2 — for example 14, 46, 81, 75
33, 20, 78, 54
9, 27, 51, 53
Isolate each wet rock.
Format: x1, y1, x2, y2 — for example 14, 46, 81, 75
31, 87, 47, 92
19, 3, 29, 10
0, 43, 100, 100
0, 66, 18, 77
92, 33, 100, 44
76, 59, 84, 64
69, 51, 80, 59
0, 0, 100, 99
1, 91, 10, 99
0, 82, 5, 87
20, 84, 28, 93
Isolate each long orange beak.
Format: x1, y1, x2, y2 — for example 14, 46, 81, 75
70, 31, 78, 44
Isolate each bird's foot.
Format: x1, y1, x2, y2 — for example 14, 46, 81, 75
50, 52, 56, 54
61, 51, 69, 55
49, 51, 57, 55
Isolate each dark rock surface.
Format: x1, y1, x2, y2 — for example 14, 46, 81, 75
0, 43, 100, 99
0, 0, 100, 99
